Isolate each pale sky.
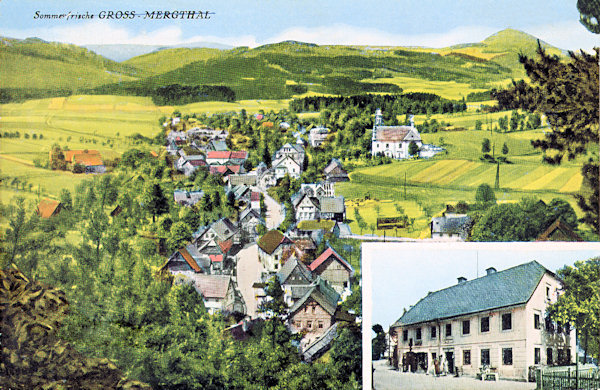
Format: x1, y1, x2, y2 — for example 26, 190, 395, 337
363, 242, 600, 331
0, 0, 598, 51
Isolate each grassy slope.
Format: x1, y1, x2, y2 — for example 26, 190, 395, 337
123, 47, 223, 76
0, 37, 143, 90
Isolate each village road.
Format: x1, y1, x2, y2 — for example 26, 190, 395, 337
263, 192, 283, 229
235, 244, 262, 318
372, 359, 536, 390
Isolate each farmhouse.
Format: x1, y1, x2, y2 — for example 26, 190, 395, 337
272, 143, 305, 179
371, 109, 422, 159
430, 213, 472, 241
206, 150, 248, 166
292, 191, 346, 222
173, 189, 204, 206
276, 256, 314, 306
36, 198, 63, 219
186, 274, 246, 315
59, 149, 105, 173
390, 261, 576, 380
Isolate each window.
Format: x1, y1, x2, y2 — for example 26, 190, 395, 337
546, 317, 555, 333
481, 317, 490, 333
535, 348, 541, 365
445, 323, 452, 337
462, 320, 470, 335
502, 348, 513, 365
416, 328, 422, 340
481, 349, 490, 365
546, 286, 550, 299
501, 313, 512, 331
403, 330, 408, 342
534, 314, 541, 329
547, 348, 553, 365
432, 353, 437, 361
430, 326, 437, 339
312, 306, 316, 314
306, 320, 312, 329
463, 350, 471, 365
318, 321, 323, 329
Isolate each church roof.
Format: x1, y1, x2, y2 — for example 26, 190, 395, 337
374, 126, 421, 142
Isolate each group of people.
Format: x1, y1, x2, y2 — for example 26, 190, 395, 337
428, 355, 449, 377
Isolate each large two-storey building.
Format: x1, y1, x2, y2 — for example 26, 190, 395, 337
390, 261, 575, 380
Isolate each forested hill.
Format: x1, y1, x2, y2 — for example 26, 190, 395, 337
0, 29, 565, 103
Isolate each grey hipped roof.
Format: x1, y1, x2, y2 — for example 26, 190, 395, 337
431, 214, 471, 234
392, 261, 551, 327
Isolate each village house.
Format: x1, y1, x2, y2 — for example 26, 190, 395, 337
207, 139, 228, 152
257, 229, 295, 273
300, 181, 335, 198
323, 158, 349, 182
36, 198, 63, 219
276, 256, 314, 306
371, 109, 422, 159
209, 165, 244, 177
56, 149, 105, 173
176, 155, 207, 177
192, 218, 241, 273
308, 126, 329, 147
308, 246, 354, 296
390, 261, 576, 380
173, 189, 204, 207
272, 143, 305, 179
292, 192, 346, 222
206, 150, 248, 166
226, 173, 258, 187
182, 274, 246, 315
288, 277, 340, 349
162, 245, 211, 276
238, 207, 265, 242
430, 213, 472, 241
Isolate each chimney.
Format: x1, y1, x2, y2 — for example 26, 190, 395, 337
486, 267, 497, 275
457, 277, 467, 284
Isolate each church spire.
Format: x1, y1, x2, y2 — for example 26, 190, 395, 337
374, 108, 383, 127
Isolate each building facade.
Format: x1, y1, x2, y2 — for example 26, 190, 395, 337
371, 109, 422, 159
390, 261, 576, 380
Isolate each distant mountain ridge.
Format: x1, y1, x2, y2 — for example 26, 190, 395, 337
84, 41, 233, 62
0, 29, 566, 103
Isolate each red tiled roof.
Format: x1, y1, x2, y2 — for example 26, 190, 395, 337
64, 149, 100, 162
218, 239, 233, 254
150, 151, 159, 157
179, 247, 202, 272
209, 254, 224, 263
189, 159, 207, 166
262, 121, 274, 128
72, 154, 103, 166
250, 191, 260, 202
309, 247, 352, 272
36, 198, 62, 219
207, 151, 231, 159
230, 151, 248, 159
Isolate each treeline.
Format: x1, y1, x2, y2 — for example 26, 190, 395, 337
87, 83, 236, 105
289, 93, 467, 115
0, 88, 75, 104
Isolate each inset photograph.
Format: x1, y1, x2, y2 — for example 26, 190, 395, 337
363, 242, 600, 390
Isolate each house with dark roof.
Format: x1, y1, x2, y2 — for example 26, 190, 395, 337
173, 189, 204, 206
431, 213, 472, 241
288, 277, 340, 348
257, 229, 294, 273
309, 246, 354, 296
276, 256, 314, 305
371, 109, 422, 159
238, 207, 265, 241
390, 261, 576, 380
323, 159, 349, 182
292, 191, 346, 222
308, 126, 329, 147
36, 198, 63, 219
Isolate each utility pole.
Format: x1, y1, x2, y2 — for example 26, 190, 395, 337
404, 172, 407, 200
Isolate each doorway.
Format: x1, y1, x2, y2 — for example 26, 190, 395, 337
445, 351, 455, 374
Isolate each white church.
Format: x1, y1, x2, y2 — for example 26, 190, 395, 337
371, 109, 422, 159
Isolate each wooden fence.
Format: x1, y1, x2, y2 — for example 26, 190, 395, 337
537, 368, 600, 390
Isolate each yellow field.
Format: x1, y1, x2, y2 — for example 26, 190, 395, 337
560, 173, 584, 193
362, 76, 488, 100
